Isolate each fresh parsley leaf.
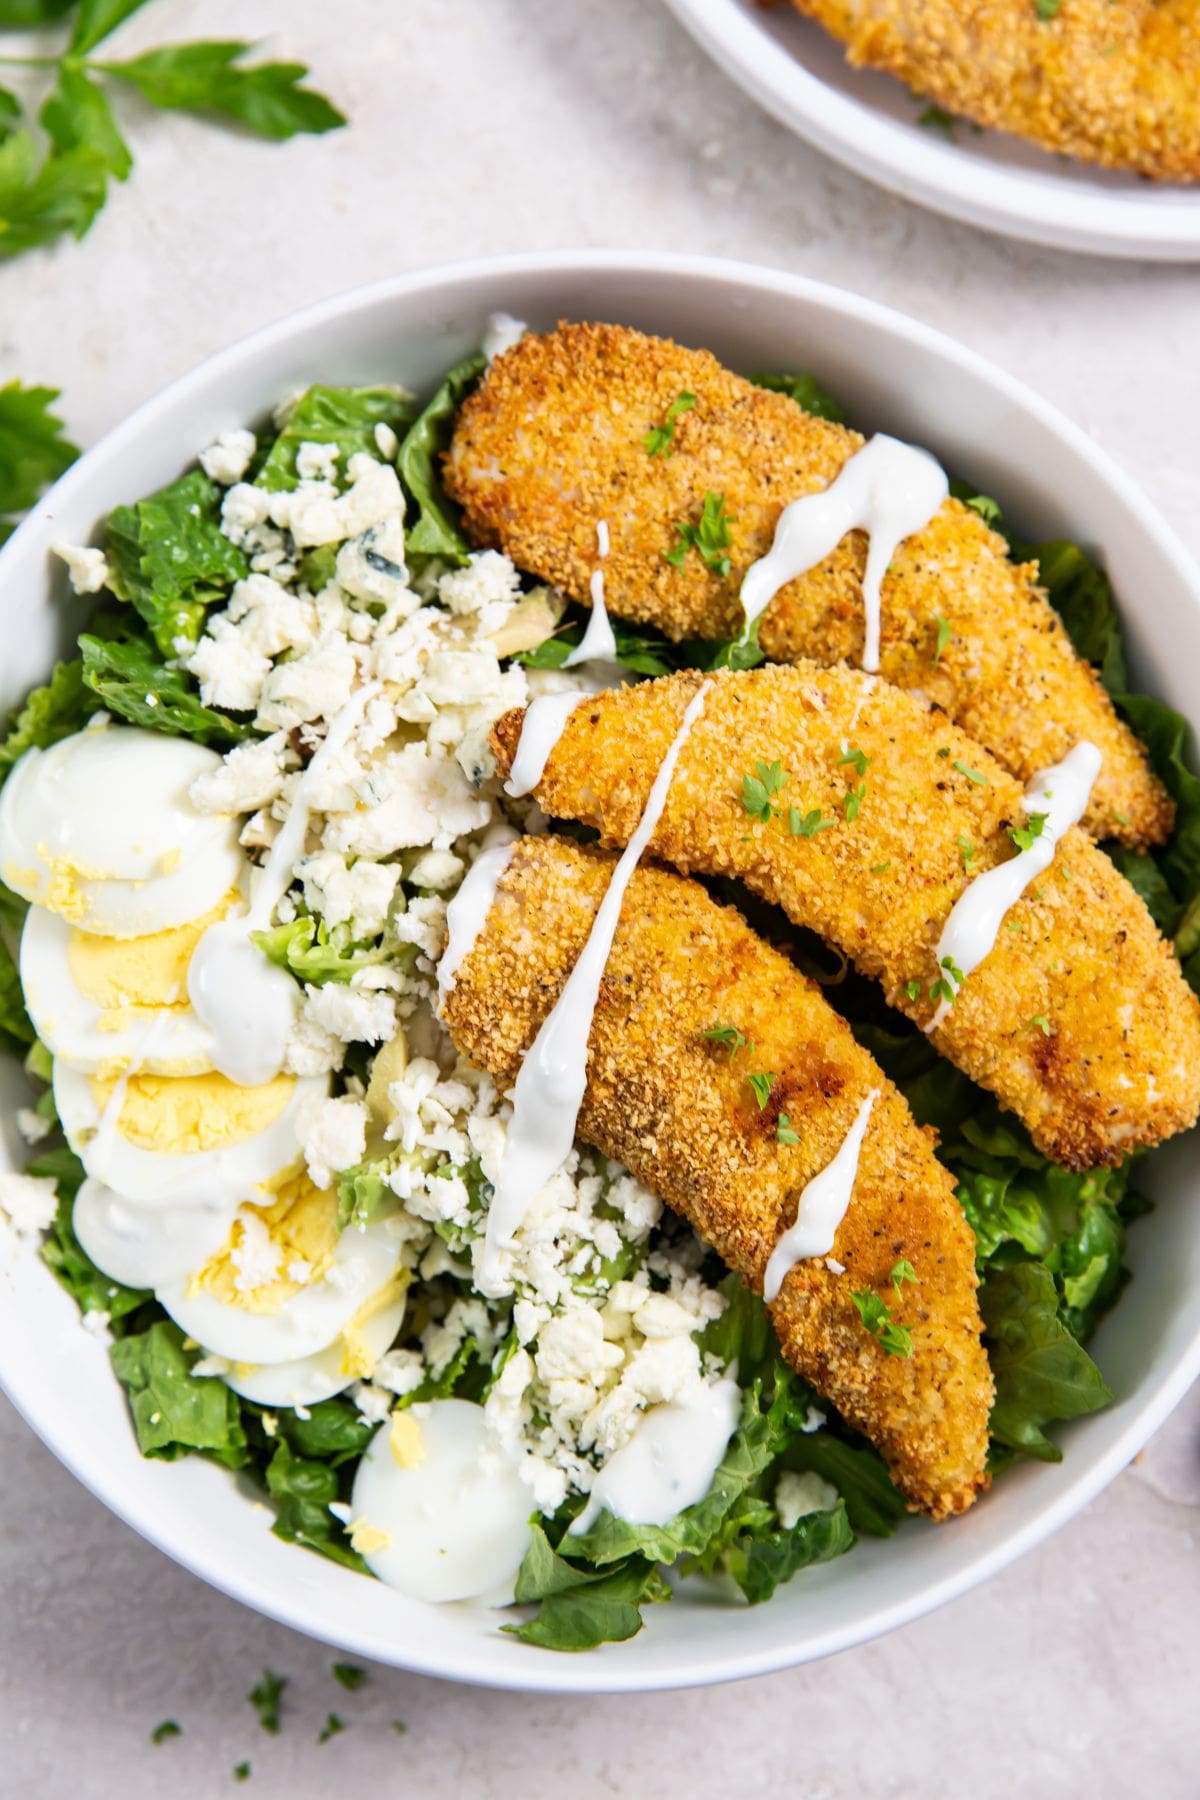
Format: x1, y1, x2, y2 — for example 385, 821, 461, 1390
97, 42, 346, 141
838, 745, 870, 777
746, 1071, 776, 1110
741, 757, 787, 821
842, 782, 866, 822
953, 759, 987, 785
958, 835, 976, 870
80, 632, 251, 746
150, 1720, 181, 1745
1027, 1014, 1051, 1036
1010, 811, 1047, 852
850, 1288, 913, 1357
234, 1765, 251, 1784
391, 1721, 408, 1735
247, 1670, 287, 1735
0, 378, 78, 528
905, 979, 922, 1000
871, 860, 891, 873
0, 133, 109, 258
751, 371, 844, 425
916, 103, 957, 138
70, 0, 154, 56
933, 613, 952, 661
666, 490, 733, 577
644, 389, 695, 457
259, 383, 414, 491
1035, 0, 1063, 18
890, 1258, 917, 1292
104, 467, 247, 654
396, 353, 485, 564
776, 1112, 800, 1146
40, 64, 132, 179
965, 493, 1002, 524
0, 0, 75, 23
317, 1714, 344, 1744
789, 806, 833, 838
702, 1021, 749, 1056
331, 1662, 367, 1692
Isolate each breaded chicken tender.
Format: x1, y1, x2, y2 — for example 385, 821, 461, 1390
491, 666, 1200, 1170
785, 0, 1200, 183
445, 322, 1170, 848
441, 835, 992, 1519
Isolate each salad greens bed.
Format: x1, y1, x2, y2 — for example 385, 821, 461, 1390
1, 356, 1197, 1652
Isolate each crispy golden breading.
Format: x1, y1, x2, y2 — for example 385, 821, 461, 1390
491, 665, 1200, 1170
445, 322, 1170, 849
786, 0, 1200, 182
441, 836, 992, 1519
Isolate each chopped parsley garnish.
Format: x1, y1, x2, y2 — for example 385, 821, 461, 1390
1035, 0, 1062, 18
741, 758, 787, 822
838, 745, 870, 777
905, 978, 922, 1000
1029, 1013, 1052, 1036
644, 390, 696, 457
789, 805, 834, 838
747, 1071, 776, 1110
891, 1257, 917, 1292
871, 860, 891, 873
665, 490, 734, 576
929, 954, 965, 1007
1113, 808, 1131, 827
933, 614, 952, 661
936, 746, 951, 759
958, 835, 976, 870
851, 1287, 913, 1356
953, 759, 987, 785
842, 783, 866, 822
917, 103, 957, 138
392, 1721, 409, 1735
776, 1113, 800, 1145
332, 1662, 367, 1691
965, 493, 1002, 524
318, 1714, 345, 1745
235, 1766, 251, 1784
702, 1021, 749, 1057
1010, 812, 1047, 852
248, 1671, 287, 1735
150, 1721, 181, 1746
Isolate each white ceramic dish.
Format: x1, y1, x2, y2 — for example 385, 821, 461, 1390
661, 0, 1200, 260
1, 251, 1198, 1693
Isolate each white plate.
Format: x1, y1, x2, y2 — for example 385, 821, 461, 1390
662, 0, 1200, 260
2, 252, 1199, 1692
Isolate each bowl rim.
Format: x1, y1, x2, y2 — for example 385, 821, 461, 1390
3, 248, 1200, 1693
658, 0, 1200, 261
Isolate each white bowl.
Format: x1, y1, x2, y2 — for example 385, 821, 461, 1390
661, 0, 1200, 260
2, 252, 1199, 1693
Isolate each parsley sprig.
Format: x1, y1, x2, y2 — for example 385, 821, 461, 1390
741, 757, 787, 822
851, 1287, 913, 1357
666, 489, 734, 576
644, 389, 696, 457
702, 1021, 750, 1057
789, 805, 833, 838
746, 1070, 776, 1110
248, 1670, 287, 1735
929, 953, 965, 1006
0, 0, 344, 262
1010, 811, 1048, 852
0, 379, 77, 543
776, 1112, 800, 1145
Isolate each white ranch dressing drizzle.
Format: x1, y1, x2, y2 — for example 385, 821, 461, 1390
762, 1089, 878, 1304
436, 842, 515, 1011
926, 740, 1102, 1032
480, 681, 712, 1290
88, 1009, 181, 1184
739, 435, 949, 672
502, 691, 585, 798
564, 520, 619, 668
188, 683, 381, 1086
569, 1379, 742, 1535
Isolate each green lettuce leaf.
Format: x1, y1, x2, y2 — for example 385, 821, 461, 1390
751, 370, 844, 424
0, 658, 102, 776
0, 932, 33, 1052
505, 1523, 668, 1651
517, 616, 675, 677
397, 353, 485, 564
980, 1263, 1113, 1462
252, 913, 400, 985
777, 1434, 907, 1538
336, 1154, 398, 1230
720, 1499, 854, 1604
257, 384, 415, 491
104, 467, 247, 655
264, 1436, 367, 1570
110, 1319, 250, 1466
79, 632, 250, 745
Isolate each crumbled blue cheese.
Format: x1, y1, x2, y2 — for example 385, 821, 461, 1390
51, 541, 110, 596
774, 1470, 839, 1529
302, 1096, 369, 1190
199, 429, 256, 486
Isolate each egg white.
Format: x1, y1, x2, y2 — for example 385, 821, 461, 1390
0, 725, 242, 936
73, 1176, 238, 1289
156, 1216, 406, 1364
223, 1289, 409, 1407
20, 905, 219, 1076
350, 1398, 534, 1604
53, 1062, 329, 1209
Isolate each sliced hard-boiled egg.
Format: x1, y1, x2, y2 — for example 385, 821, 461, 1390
223, 1281, 409, 1407
0, 725, 242, 936
19, 894, 241, 1075
156, 1173, 406, 1364
73, 1175, 238, 1289
53, 1061, 327, 1208
349, 1398, 533, 1604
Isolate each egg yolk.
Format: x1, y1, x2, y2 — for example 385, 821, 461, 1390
190, 1171, 342, 1315
87, 1067, 295, 1153
67, 890, 239, 1026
